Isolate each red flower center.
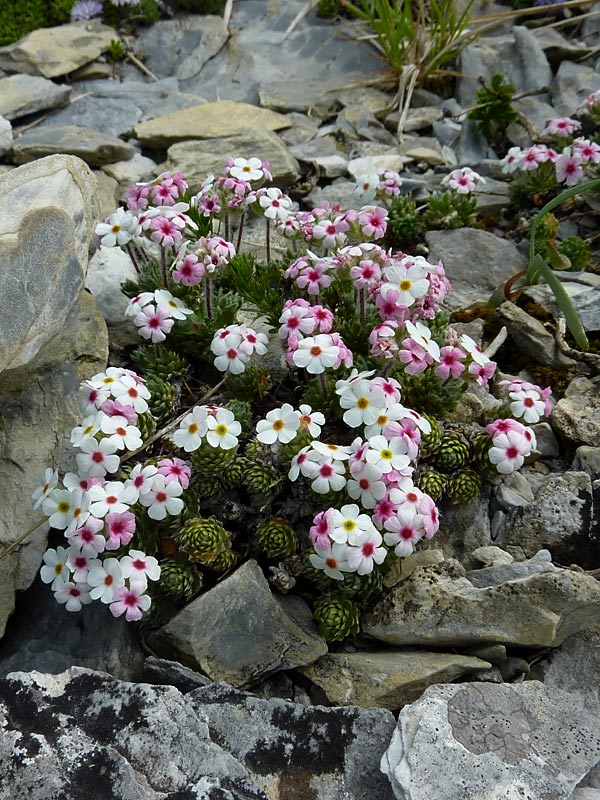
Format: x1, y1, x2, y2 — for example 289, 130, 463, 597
156, 491, 167, 502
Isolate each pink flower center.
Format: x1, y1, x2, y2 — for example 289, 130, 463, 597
524, 397, 535, 407
506, 446, 519, 459
92, 452, 104, 463
320, 465, 333, 477
74, 557, 87, 569
227, 349, 238, 360
362, 542, 375, 557
155, 491, 167, 503
69, 588, 81, 598
106, 495, 118, 505
359, 478, 370, 490
310, 346, 322, 357
124, 592, 138, 607
133, 559, 146, 571
134, 476, 144, 488
149, 316, 160, 329
400, 527, 414, 540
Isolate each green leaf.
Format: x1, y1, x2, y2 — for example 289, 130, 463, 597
530, 254, 589, 351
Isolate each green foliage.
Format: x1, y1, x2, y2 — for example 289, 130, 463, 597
106, 38, 126, 63
103, 0, 160, 26
313, 594, 361, 641
424, 191, 477, 230
385, 194, 421, 250
317, 0, 344, 17
131, 345, 190, 381
468, 73, 519, 145
509, 162, 558, 208
557, 237, 592, 270
227, 253, 286, 329
0, 0, 76, 45
146, 374, 181, 424
255, 517, 298, 558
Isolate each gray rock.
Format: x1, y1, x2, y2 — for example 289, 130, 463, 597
425, 229, 525, 310
362, 557, 600, 648
142, 656, 212, 693
347, 154, 405, 180
0, 155, 97, 372
532, 27, 593, 64
149, 559, 327, 688
381, 682, 600, 800
427, 493, 492, 566
101, 152, 158, 189
289, 136, 348, 177
501, 472, 596, 566
456, 118, 496, 164
552, 378, 600, 446
189, 681, 396, 800
336, 105, 395, 145
38, 79, 205, 138
85, 245, 138, 326
0, 74, 72, 120
11, 124, 135, 168
532, 623, 600, 706
93, 170, 120, 220
471, 545, 514, 566
278, 112, 320, 146
133, 100, 291, 149
167, 130, 300, 191
0, 292, 108, 640
307, 179, 361, 212
495, 300, 575, 367
297, 651, 491, 710
495, 470, 535, 510
0, 20, 114, 78
532, 421, 560, 458
523, 272, 600, 333
573, 446, 600, 480
0, 115, 11, 158
0, 667, 265, 798
552, 61, 599, 118
465, 549, 556, 588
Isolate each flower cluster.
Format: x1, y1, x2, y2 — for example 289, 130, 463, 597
353, 169, 403, 204
173, 404, 242, 450
486, 418, 537, 474
441, 167, 486, 195
210, 324, 269, 375
499, 379, 553, 424
126, 288, 193, 343
35, 368, 195, 620
502, 132, 600, 188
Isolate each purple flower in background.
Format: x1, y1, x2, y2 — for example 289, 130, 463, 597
71, 0, 104, 21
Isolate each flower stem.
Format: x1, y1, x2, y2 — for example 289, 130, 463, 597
236, 211, 246, 252
266, 218, 271, 263
126, 243, 141, 274
205, 277, 212, 319
161, 248, 168, 288
359, 288, 366, 326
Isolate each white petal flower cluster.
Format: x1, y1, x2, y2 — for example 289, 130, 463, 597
173, 405, 242, 451
210, 324, 269, 375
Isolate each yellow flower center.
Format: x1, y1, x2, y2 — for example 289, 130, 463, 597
273, 420, 284, 431
57, 501, 71, 513
381, 449, 393, 460
343, 520, 356, 531
399, 280, 412, 291
54, 563, 63, 575
188, 423, 199, 434
215, 424, 228, 436
377, 414, 388, 425
357, 397, 369, 409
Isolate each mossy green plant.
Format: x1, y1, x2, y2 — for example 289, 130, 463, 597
0, 0, 75, 45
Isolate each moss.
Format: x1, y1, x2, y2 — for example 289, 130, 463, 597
166, 0, 225, 11
0, 0, 76, 45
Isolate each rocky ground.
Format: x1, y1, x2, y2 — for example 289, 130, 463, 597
0, 1, 600, 798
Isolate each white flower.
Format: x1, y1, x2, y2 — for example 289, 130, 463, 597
64, 489, 91, 535
509, 390, 545, 424
459, 334, 490, 366
111, 375, 151, 413
40, 546, 70, 590
288, 446, 320, 481
311, 441, 353, 461
211, 332, 250, 375
381, 260, 430, 306
310, 457, 347, 494
42, 489, 74, 530
206, 409, 241, 450
405, 320, 440, 361
353, 172, 380, 202
292, 334, 339, 375
309, 543, 350, 580
119, 549, 161, 590
76, 437, 120, 478
88, 481, 138, 517
229, 157, 264, 182
173, 406, 208, 452
54, 582, 92, 612
87, 557, 125, 603
139, 474, 184, 521
331, 504, 374, 545
335, 368, 376, 396
488, 431, 529, 474
365, 436, 411, 474
126, 463, 158, 497
383, 507, 424, 557
32, 468, 59, 510
298, 404, 325, 438
154, 289, 193, 320
125, 292, 155, 318
95, 207, 135, 247
346, 462, 387, 509
70, 413, 103, 447
339, 380, 386, 428
346, 528, 387, 574
100, 415, 143, 451
88, 367, 129, 392
80, 382, 110, 415
364, 402, 406, 439
259, 187, 292, 221
256, 404, 301, 445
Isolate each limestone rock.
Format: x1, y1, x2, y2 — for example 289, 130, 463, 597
0, 20, 114, 78
85, 246, 138, 326
425, 228, 526, 310
0, 74, 72, 121
93, 170, 119, 220
552, 378, 600, 447
0, 668, 263, 798
101, 152, 158, 188
149, 559, 327, 688
0, 291, 108, 639
532, 623, 600, 706
573, 446, 600, 480
0, 115, 11, 158
552, 60, 599, 117
381, 682, 600, 800
167, 130, 300, 191
501, 472, 596, 566
12, 124, 135, 168
347, 155, 405, 180
189, 682, 397, 800
0, 155, 97, 372
133, 101, 291, 149
495, 300, 575, 367
298, 651, 491, 710
523, 272, 600, 333
362, 556, 600, 648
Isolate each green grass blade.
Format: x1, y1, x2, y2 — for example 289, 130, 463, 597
530, 254, 589, 350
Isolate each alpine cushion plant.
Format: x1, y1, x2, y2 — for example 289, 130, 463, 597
32, 158, 553, 641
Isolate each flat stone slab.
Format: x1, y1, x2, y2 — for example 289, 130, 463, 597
11, 124, 135, 168
0, 74, 72, 121
381, 682, 600, 800
133, 100, 291, 149
0, 155, 97, 372
0, 20, 114, 78
167, 130, 300, 190
298, 651, 491, 709
149, 559, 327, 688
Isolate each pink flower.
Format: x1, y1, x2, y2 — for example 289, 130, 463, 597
435, 346, 466, 380
309, 305, 334, 333
358, 205, 387, 239
173, 253, 205, 285
419, 495, 440, 539
101, 399, 138, 425
573, 138, 600, 164
110, 585, 151, 622
375, 288, 410, 324
67, 516, 106, 556
309, 508, 335, 551
383, 507, 424, 557
150, 217, 183, 248
104, 511, 136, 550
127, 184, 150, 212
296, 261, 333, 296
555, 151, 584, 186
373, 496, 399, 527
371, 376, 402, 405
278, 299, 316, 341
441, 167, 484, 194
157, 457, 191, 489
468, 360, 496, 387
133, 304, 174, 343
486, 418, 526, 438
398, 339, 432, 374
542, 117, 582, 138
312, 218, 348, 250
519, 145, 548, 171
488, 430, 530, 474
152, 177, 179, 206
